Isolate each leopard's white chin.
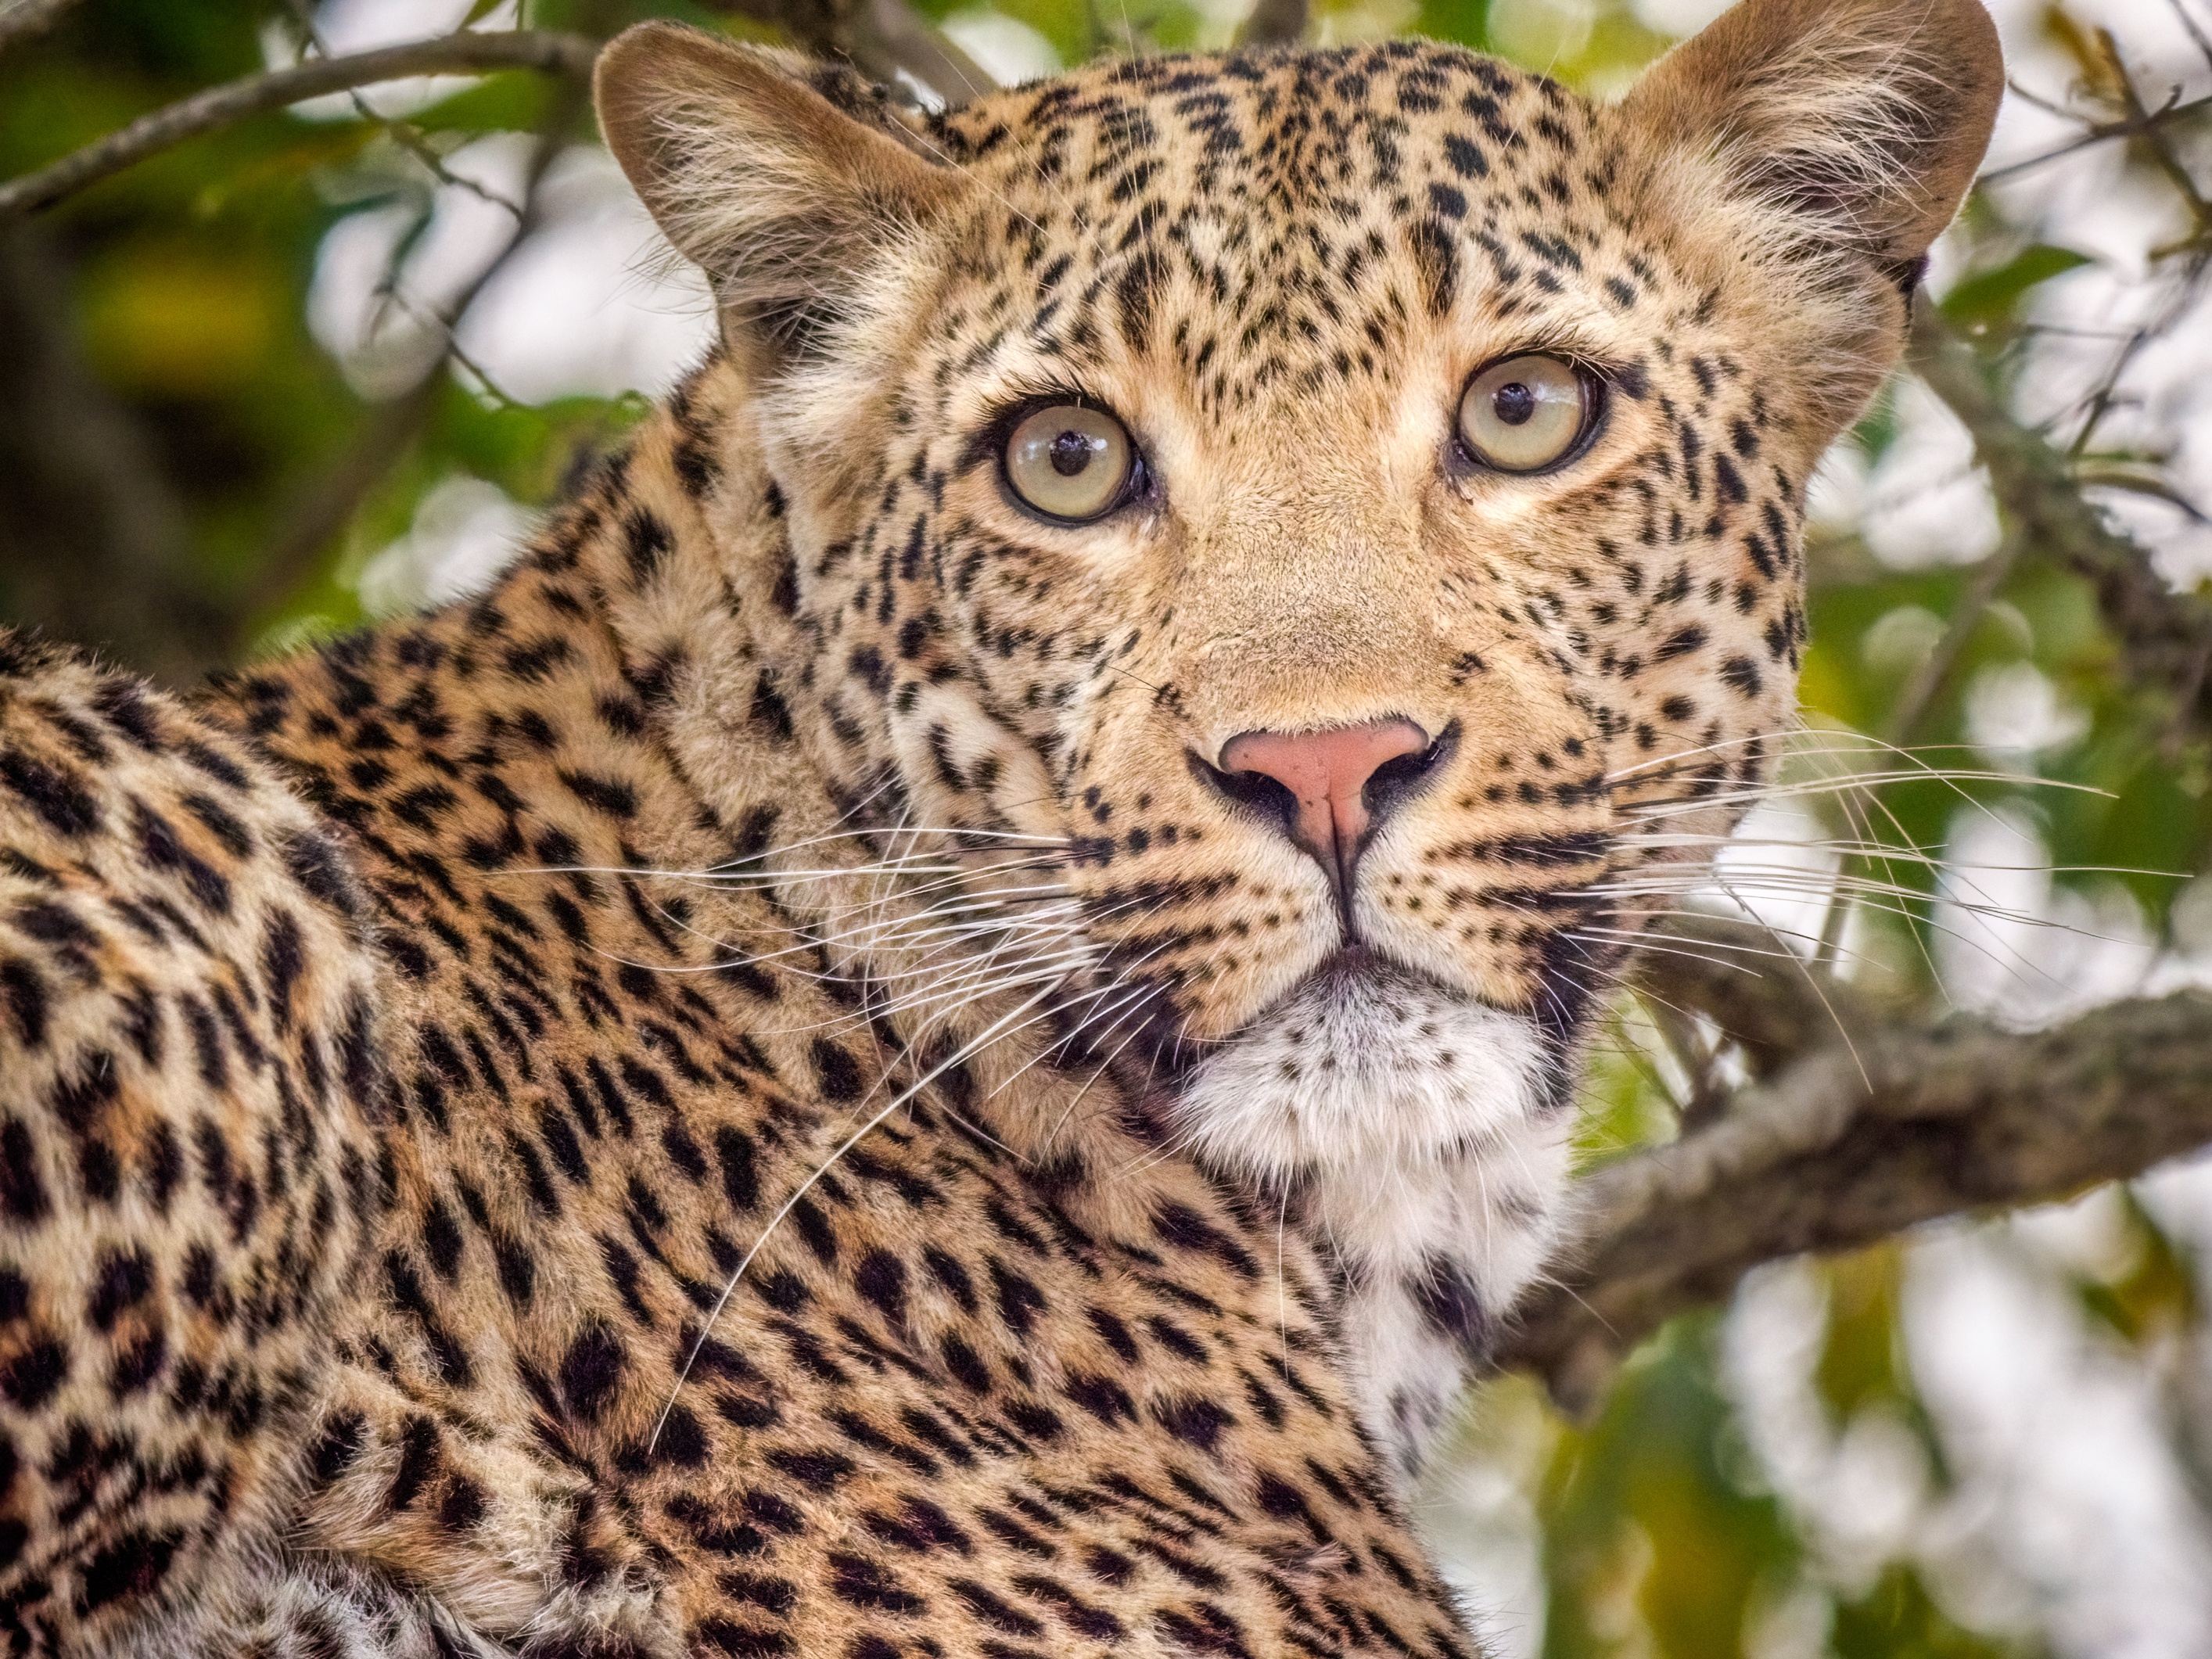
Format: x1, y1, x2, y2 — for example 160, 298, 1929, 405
1169, 948, 1575, 1478
1169, 950, 1553, 1180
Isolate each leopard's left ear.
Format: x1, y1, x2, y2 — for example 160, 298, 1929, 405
595, 23, 966, 368
1619, 0, 2002, 278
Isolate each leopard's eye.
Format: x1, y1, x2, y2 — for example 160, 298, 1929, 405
1456, 354, 1592, 473
1005, 404, 1133, 522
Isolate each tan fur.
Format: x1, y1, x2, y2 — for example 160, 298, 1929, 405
0, 3, 1996, 1652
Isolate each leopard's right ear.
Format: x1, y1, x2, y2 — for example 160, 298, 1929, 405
594, 23, 964, 368
1618, 0, 2002, 279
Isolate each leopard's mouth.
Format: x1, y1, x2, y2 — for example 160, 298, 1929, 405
1137, 943, 1557, 1177
1090, 943, 1433, 1077
1236, 943, 1537, 1047
1287, 943, 1444, 1004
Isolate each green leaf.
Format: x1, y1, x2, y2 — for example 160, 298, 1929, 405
1940, 245, 2093, 329
1413, 0, 1492, 49
1813, 1246, 1909, 1421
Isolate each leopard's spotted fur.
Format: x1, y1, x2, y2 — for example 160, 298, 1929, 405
0, 2, 1997, 1653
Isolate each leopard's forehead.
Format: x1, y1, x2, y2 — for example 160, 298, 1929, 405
900, 44, 1694, 422
937, 41, 1578, 203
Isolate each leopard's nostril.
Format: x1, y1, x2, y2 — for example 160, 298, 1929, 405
1198, 717, 1438, 904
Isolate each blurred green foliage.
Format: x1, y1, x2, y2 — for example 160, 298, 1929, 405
5, 2, 2212, 1655
1539, 1317, 1800, 1657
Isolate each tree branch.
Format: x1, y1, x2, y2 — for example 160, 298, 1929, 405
237, 14, 611, 645
1498, 986, 2212, 1412
1235, 0, 1308, 49
0, 0, 88, 59
854, 0, 996, 102
1907, 305, 2212, 735
693, 0, 994, 105
1979, 92, 2212, 185
0, 29, 599, 218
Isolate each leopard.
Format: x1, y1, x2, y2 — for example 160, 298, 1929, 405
0, 0, 2000, 1652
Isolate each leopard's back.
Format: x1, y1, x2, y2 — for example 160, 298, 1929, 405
0, 637, 385, 1652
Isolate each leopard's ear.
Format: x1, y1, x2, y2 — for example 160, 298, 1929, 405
1619, 0, 2002, 278
594, 23, 964, 367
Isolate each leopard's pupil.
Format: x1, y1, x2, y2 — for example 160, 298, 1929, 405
1050, 431, 1094, 476
1493, 382, 1536, 426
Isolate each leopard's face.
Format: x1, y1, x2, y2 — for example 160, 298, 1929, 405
737, 44, 1898, 1181
598, 4, 1998, 1187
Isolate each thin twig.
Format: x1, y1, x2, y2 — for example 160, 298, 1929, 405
1979, 92, 2212, 185
236, 28, 604, 640
2171, 0, 2212, 73
1908, 305, 2212, 739
277, 0, 529, 220
0, 29, 598, 218
1885, 529, 2025, 746
2057, 34, 2212, 464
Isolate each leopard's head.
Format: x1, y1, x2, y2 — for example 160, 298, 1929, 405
598, 0, 1999, 1183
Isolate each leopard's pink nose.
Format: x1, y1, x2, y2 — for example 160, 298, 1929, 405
1218, 717, 1433, 895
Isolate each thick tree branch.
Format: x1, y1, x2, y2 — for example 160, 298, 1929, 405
1907, 306, 2212, 734
1500, 986, 2212, 1412
0, 29, 599, 218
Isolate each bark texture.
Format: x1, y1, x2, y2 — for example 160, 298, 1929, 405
1501, 968, 2212, 1409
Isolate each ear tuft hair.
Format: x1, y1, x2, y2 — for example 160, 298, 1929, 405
594, 23, 964, 365
1621, 0, 2002, 278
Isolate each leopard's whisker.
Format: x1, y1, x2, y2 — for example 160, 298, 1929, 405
983, 964, 1176, 1116
1566, 928, 1806, 968
1043, 989, 1172, 1144
868, 949, 1115, 1025
770, 902, 1090, 964
1600, 725, 1991, 783
845, 897, 1174, 1032
489, 843, 1077, 894
654, 959, 1133, 1444
1583, 867, 2131, 930
597, 893, 1093, 978
1585, 872, 2133, 987
1618, 768, 2104, 826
